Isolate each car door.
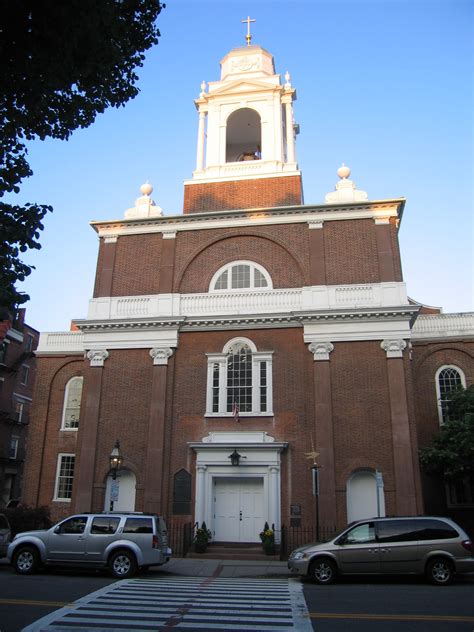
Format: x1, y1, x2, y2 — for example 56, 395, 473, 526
337, 521, 381, 574
86, 516, 121, 564
47, 516, 88, 562
376, 519, 420, 574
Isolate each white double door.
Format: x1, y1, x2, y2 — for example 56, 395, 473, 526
213, 477, 264, 543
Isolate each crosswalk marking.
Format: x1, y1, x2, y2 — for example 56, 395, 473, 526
22, 577, 312, 631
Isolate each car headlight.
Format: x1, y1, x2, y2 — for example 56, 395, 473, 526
290, 551, 305, 561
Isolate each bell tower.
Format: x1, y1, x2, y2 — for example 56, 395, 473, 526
183, 35, 303, 213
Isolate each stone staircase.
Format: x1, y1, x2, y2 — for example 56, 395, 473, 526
187, 542, 280, 561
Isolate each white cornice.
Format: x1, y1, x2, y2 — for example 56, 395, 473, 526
90, 199, 405, 238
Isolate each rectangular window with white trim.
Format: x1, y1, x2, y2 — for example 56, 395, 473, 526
54, 454, 76, 501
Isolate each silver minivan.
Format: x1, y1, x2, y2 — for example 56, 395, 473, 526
288, 516, 474, 585
8, 512, 171, 578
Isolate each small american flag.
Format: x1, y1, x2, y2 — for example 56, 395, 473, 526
232, 401, 240, 423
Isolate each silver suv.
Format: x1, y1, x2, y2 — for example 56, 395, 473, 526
0, 513, 12, 557
7, 512, 171, 578
288, 516, 474, 585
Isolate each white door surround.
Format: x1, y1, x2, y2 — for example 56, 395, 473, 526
189, 432, 287, 543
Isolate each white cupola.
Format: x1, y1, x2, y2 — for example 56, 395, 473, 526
188, 44, 300, 183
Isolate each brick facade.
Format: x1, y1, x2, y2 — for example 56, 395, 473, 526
183, 175, 303, 214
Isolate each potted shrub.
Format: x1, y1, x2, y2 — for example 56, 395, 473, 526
194, 521, 212, 553
259, 521, 275, 555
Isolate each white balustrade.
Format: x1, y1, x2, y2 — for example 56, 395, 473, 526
37, 331, 84, 354
412, 313, 474, 339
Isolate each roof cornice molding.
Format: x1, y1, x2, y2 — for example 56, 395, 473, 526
90, 198, 406, 237
72, 306, 418, 335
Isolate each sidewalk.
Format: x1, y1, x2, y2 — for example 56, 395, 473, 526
150, 557, 292, 579
1, 555, 292, 579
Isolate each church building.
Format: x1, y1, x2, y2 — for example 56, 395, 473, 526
22, 36, 473, 546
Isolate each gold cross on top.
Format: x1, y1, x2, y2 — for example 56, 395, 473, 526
241, 16, 256, 46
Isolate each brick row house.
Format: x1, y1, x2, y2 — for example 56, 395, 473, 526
0, 309, 39, 506
22, 42, 473, 541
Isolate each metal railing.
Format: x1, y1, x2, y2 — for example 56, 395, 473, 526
279, 524, 337, 559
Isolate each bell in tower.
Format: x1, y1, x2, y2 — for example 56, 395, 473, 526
183, 19, 303, 214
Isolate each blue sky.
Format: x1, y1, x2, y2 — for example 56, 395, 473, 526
12, 0, 473, 332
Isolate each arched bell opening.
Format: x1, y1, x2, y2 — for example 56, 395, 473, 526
226, 108, 262, 163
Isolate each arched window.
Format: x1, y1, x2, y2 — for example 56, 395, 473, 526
206, 337, 273, 417
435, 366, 465, 424
61, 377, 84, 430
226, 108, 262, 163
210, 261, 272, 292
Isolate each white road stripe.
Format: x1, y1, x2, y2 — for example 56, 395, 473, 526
22, 577, 312, 632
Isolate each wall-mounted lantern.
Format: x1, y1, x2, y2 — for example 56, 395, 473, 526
109, 440, 123, 480
228, 449, 245, 466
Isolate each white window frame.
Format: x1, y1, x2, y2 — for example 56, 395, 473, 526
9, 436, 19, 459
435, 365, 466, 425
209, 261, 273, 292
61, 377, 84, 431
205, 336, 273, 417
54, 453, 75, 502
446, 477, 474, 508
20, 364, 29, 385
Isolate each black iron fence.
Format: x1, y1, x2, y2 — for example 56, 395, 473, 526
167, 520, 193, 557
279, 524, 337, 559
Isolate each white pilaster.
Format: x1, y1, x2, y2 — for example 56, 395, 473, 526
196, 110, 206, 171
195, 465, 207, 526
285, 100, 295, 164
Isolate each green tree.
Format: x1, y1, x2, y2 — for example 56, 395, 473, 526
0, 0, 164, 310
419, 385, 474, 480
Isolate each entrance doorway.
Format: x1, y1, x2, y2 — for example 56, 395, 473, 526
213, 477, 264, 543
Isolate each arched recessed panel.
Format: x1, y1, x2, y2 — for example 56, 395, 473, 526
346, 470, 385, 523
226, 108, 261, 162
104, 469, 136, 512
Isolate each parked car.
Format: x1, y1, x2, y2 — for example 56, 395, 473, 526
288, 516, 474, 585
7, 512, 171, 578
0, 513, 12, 557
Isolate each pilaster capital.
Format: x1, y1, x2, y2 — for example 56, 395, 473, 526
196, 464, 207, 473
150, 347, 174, 365
308, 341, 334, 361
374, 217, 391, 225
381, 339, 407, 358
269, 465, 280, 474
103, 235, 118, 244
86, 349, 109, 367
308, 219, 324, 229
161, 230, 177, 240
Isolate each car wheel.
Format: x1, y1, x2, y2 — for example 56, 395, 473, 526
109, 549, 137, 579
13, 545, 40, 575
426, 557, 454, 585
309, 558, 337, 584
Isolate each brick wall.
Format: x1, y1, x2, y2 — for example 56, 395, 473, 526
183, 175, 303, 213
91, 217, 402, 298
22, 356, 84, 521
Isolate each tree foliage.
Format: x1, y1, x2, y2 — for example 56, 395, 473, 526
419, 386, 474, 480
0, 0, 164, 310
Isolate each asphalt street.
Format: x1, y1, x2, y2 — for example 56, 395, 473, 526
0, 558, 473, 631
